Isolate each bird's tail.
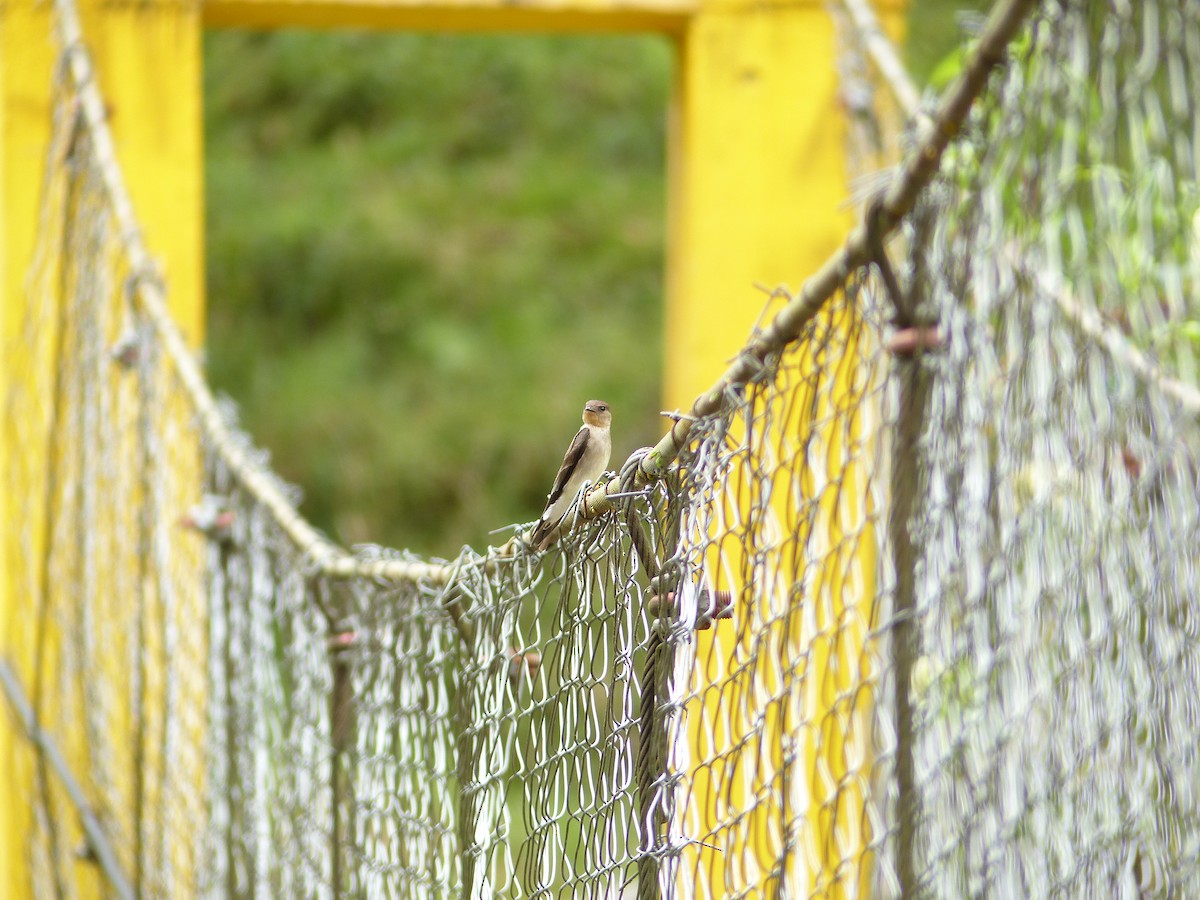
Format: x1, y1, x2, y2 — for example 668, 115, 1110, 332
529, 517, 554, 551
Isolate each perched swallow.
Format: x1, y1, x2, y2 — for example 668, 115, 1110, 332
529, 400, 612, 550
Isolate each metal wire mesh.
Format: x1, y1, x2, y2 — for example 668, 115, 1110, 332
5, 90, 210, 897
5, 0, 1200, 897
902, 2, 1200, 893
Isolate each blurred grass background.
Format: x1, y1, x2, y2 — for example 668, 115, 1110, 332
203, 0, 985, 557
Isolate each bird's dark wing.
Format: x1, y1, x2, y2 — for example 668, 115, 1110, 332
544, 426, 590, 510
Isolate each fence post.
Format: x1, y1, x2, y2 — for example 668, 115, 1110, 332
880, 204, 936, 897
635, 630, 668, 900
329, 612, 357, 898
889, 353, 928, 896
623, 504, 670, 900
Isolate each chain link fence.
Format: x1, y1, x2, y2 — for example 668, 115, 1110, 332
4, 86, 210, 897
5, 0, 1200, 896
904, 2, 1200, 892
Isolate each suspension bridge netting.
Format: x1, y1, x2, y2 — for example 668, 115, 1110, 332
5, 0, 1200, 896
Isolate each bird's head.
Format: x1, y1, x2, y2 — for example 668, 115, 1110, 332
583, 400, 612, 428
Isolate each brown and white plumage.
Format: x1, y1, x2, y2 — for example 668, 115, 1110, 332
529, 400, 612, 550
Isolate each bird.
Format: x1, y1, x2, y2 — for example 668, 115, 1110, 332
529, 400, 612, 550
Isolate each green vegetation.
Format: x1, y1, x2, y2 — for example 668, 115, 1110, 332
203, 3, 984, 557
205, 32, 671, 555
906, 0, 988, 86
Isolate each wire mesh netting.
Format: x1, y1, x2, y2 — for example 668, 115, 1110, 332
5, 0, 1200, 897
4, 89, 211, 896
900, 2, 1200, 892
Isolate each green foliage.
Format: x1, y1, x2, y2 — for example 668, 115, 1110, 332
203, 4, 990, 557
205, 31, 671, 555
905, 0, 989, 87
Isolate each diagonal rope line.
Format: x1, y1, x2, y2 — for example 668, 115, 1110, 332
0, 659, 136, 900
838, 0, 922, 120
1037, 269, 1200, 416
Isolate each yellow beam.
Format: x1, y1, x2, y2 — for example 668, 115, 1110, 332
1, 0, 203, 895
664, 1, 905, 894
661, 0, 906, 406
1, 6, 58, 894
203, 0, 695, 32
201, 0, 905, 33
667, 6, 852, 892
